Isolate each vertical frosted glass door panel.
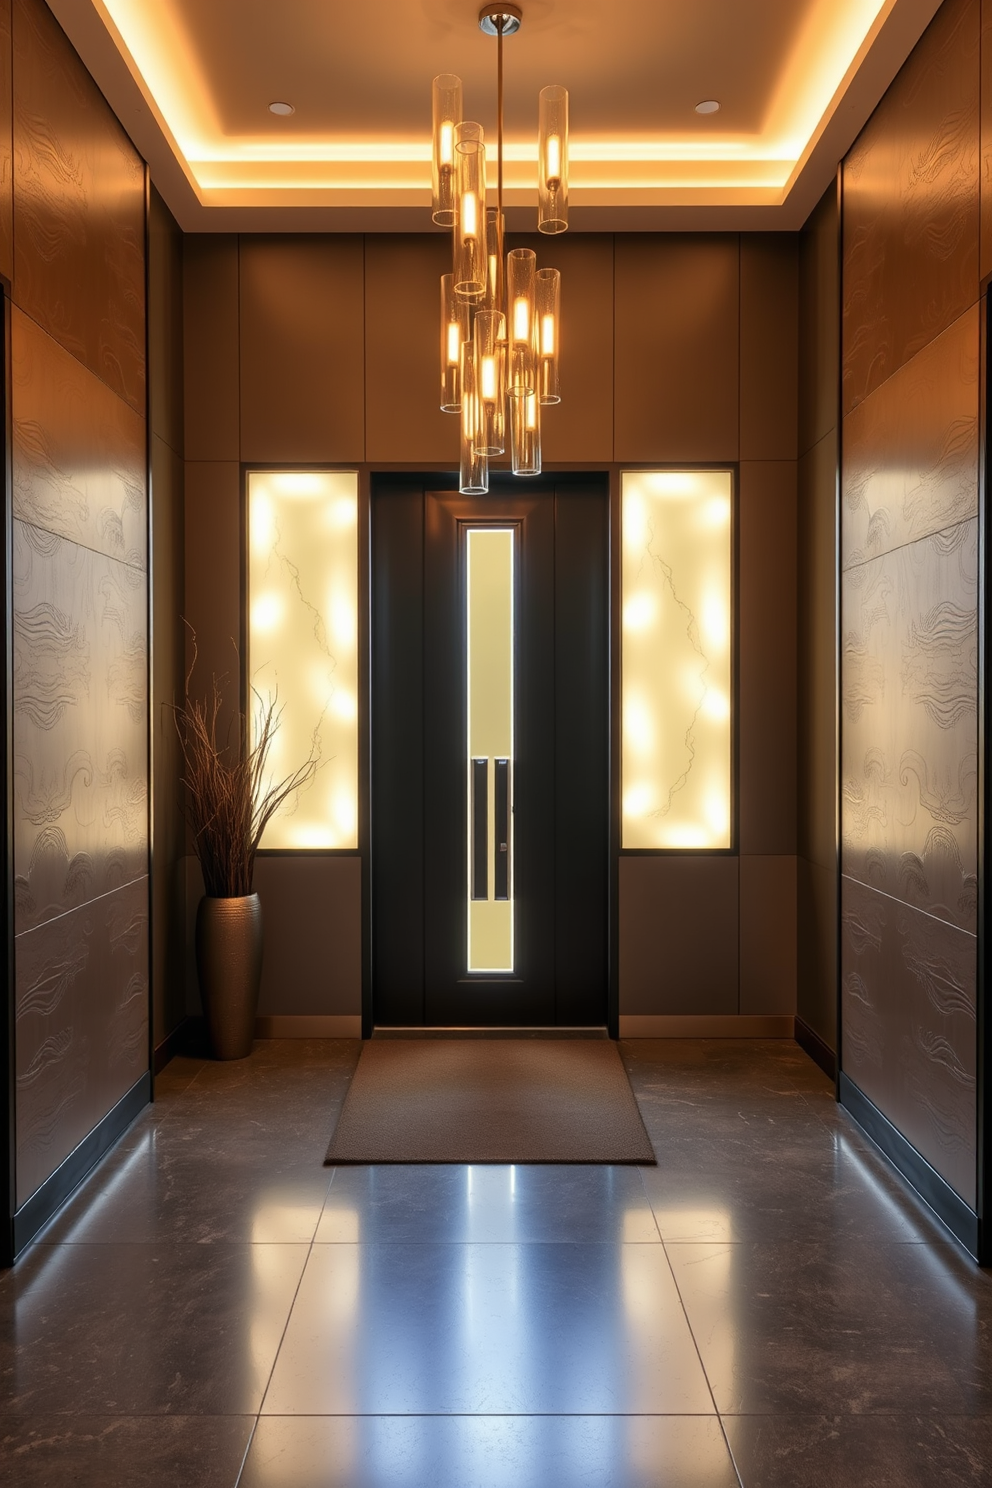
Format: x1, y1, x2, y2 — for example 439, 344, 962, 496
248, 470, 359, 849
621, 470, 732, 849
466, 527, 514, 972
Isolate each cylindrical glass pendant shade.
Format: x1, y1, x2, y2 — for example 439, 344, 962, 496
506, 247, 537, 397
511, 391, 541, 475
453, 126, 486, 300
473, 310, 506, 456
440, 273, 470, 412
536, 267, 561, 405
483, 208, 505, 313
432, 74, 463, 226
537, 85, 568, 234
460, 340, 489, 494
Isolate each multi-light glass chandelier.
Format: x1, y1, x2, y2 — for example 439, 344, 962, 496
432, 5, 568, 494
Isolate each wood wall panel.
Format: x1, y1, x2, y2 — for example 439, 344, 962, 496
738, 461, 797, 856
842, 0, 980, 415
510, 233, 615, 465
739, 855, 797, 1016
12, 0, 145, 412
797, 431, 838, 875
253, 857, 361, 1017
841, 520, 978, 932
618, 855, 739, 1016
842, 304, 979, 568
799, 183, 839, 458
614, 235, 739, 462
12, 520, 148, 936
740, 235, 798, 461
183, 235, 239, 462
798, 856, 837, 1048
981, 0, 992, 281
15, 876, 149, 1207
0, 0, 13, 283
240, 235, 365, 463
149, 186, 184, 458
12, 304, 147, 569
841, 874, 976, 1207
183, 461, 242, 731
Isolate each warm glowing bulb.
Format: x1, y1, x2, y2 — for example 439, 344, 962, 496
541, 313, 556, 357
481, 355, 497, 402
546, 133, 562, 186
513, 295, 530, 344
447, 320, 461, 366
440, 120, 453, 167
462, 191, 478, 241
525, 392, 538, 432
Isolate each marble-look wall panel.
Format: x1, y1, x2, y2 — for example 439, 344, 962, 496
0, 0, 13, 283
12, 305, 147, 569
841, 520, 978, 932
12, 0, 145, 412
842, 0, 980, 415
842, 305, 978, 569
15, 877, 149, 1207
841, 874, 976, 1206
12, 520, 148, 935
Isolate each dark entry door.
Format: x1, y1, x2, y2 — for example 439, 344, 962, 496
371, 473, 608, 1027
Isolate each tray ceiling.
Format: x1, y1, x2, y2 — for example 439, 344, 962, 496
47, 0, 943, 230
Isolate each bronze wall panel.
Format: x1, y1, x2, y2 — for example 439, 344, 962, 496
843, 304, 979, 568
614, 234, 739, 462
365, 233, 461, 465
12, 520, 148, 935
239, 235, 365, 463
740, 235, 798, 461
148, 186, 184, 458
799, 183, 839, 458
183, 235, 239, 462
12, 304, 147, 569
0, 0, 13, 283
618, 855, 739, 1016
841, 520, 978, 932
738, 461, 798, 856
739, 855, 797, 1016
253, 856, 361, 1017
15, 876, 149, 1206
151, 434, 185, 1047
12, 0, 145, 413
506, 233, 614, 464
842, 0, 980, 415
981, 0, 992, 280
841, 874, 976, 1206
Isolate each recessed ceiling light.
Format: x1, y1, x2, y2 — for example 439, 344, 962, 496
269, 101, 295, 116
695, 100, 720, 115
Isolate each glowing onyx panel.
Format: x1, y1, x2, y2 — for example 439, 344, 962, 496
467, 528, 514, 973
621, 470, 732, 850
248, 471, 359, 849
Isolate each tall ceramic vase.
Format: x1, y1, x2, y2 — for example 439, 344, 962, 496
195, 894, 263, 1060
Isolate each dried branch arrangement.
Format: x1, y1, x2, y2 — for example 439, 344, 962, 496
173, 637, 318, 898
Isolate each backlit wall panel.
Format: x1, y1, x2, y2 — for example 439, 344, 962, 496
248, 470, 359, 850
621, 470, 733, 850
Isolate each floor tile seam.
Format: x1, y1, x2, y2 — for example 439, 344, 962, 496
252, 1409, 728, 1419
657, 1241, 727, 1425
256, 1237, 318, 1418
233, 1416, 261, 1488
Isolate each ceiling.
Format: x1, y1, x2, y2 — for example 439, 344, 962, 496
47, 0, 943, 232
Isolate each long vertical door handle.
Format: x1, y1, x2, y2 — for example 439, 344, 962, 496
494, 758, 510, 900
471, 757, 488, 900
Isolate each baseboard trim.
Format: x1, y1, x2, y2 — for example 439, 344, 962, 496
255, 1015, 362, 1038
795, 1016, 837, 1080
11, 1073, 151, 1262
618, 1015, 796, 1039
153, 1019, 190, 1074
839, 1072, 979, 1259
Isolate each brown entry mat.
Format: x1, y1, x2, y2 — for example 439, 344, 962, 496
325, 1038, 656, 1164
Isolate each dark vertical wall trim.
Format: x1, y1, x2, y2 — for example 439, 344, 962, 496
2, 288, 12, 1265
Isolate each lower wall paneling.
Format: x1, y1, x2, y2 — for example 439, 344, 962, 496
618, 855, 739, 1016
840, 874, 977, 1208
14, 876, 149, 1206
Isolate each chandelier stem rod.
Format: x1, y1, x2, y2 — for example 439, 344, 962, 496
497, 16, 504, 220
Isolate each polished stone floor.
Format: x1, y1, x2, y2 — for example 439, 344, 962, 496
2, 1037, 992, 1486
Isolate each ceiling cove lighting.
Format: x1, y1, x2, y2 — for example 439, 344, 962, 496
434, 5, 567, 495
